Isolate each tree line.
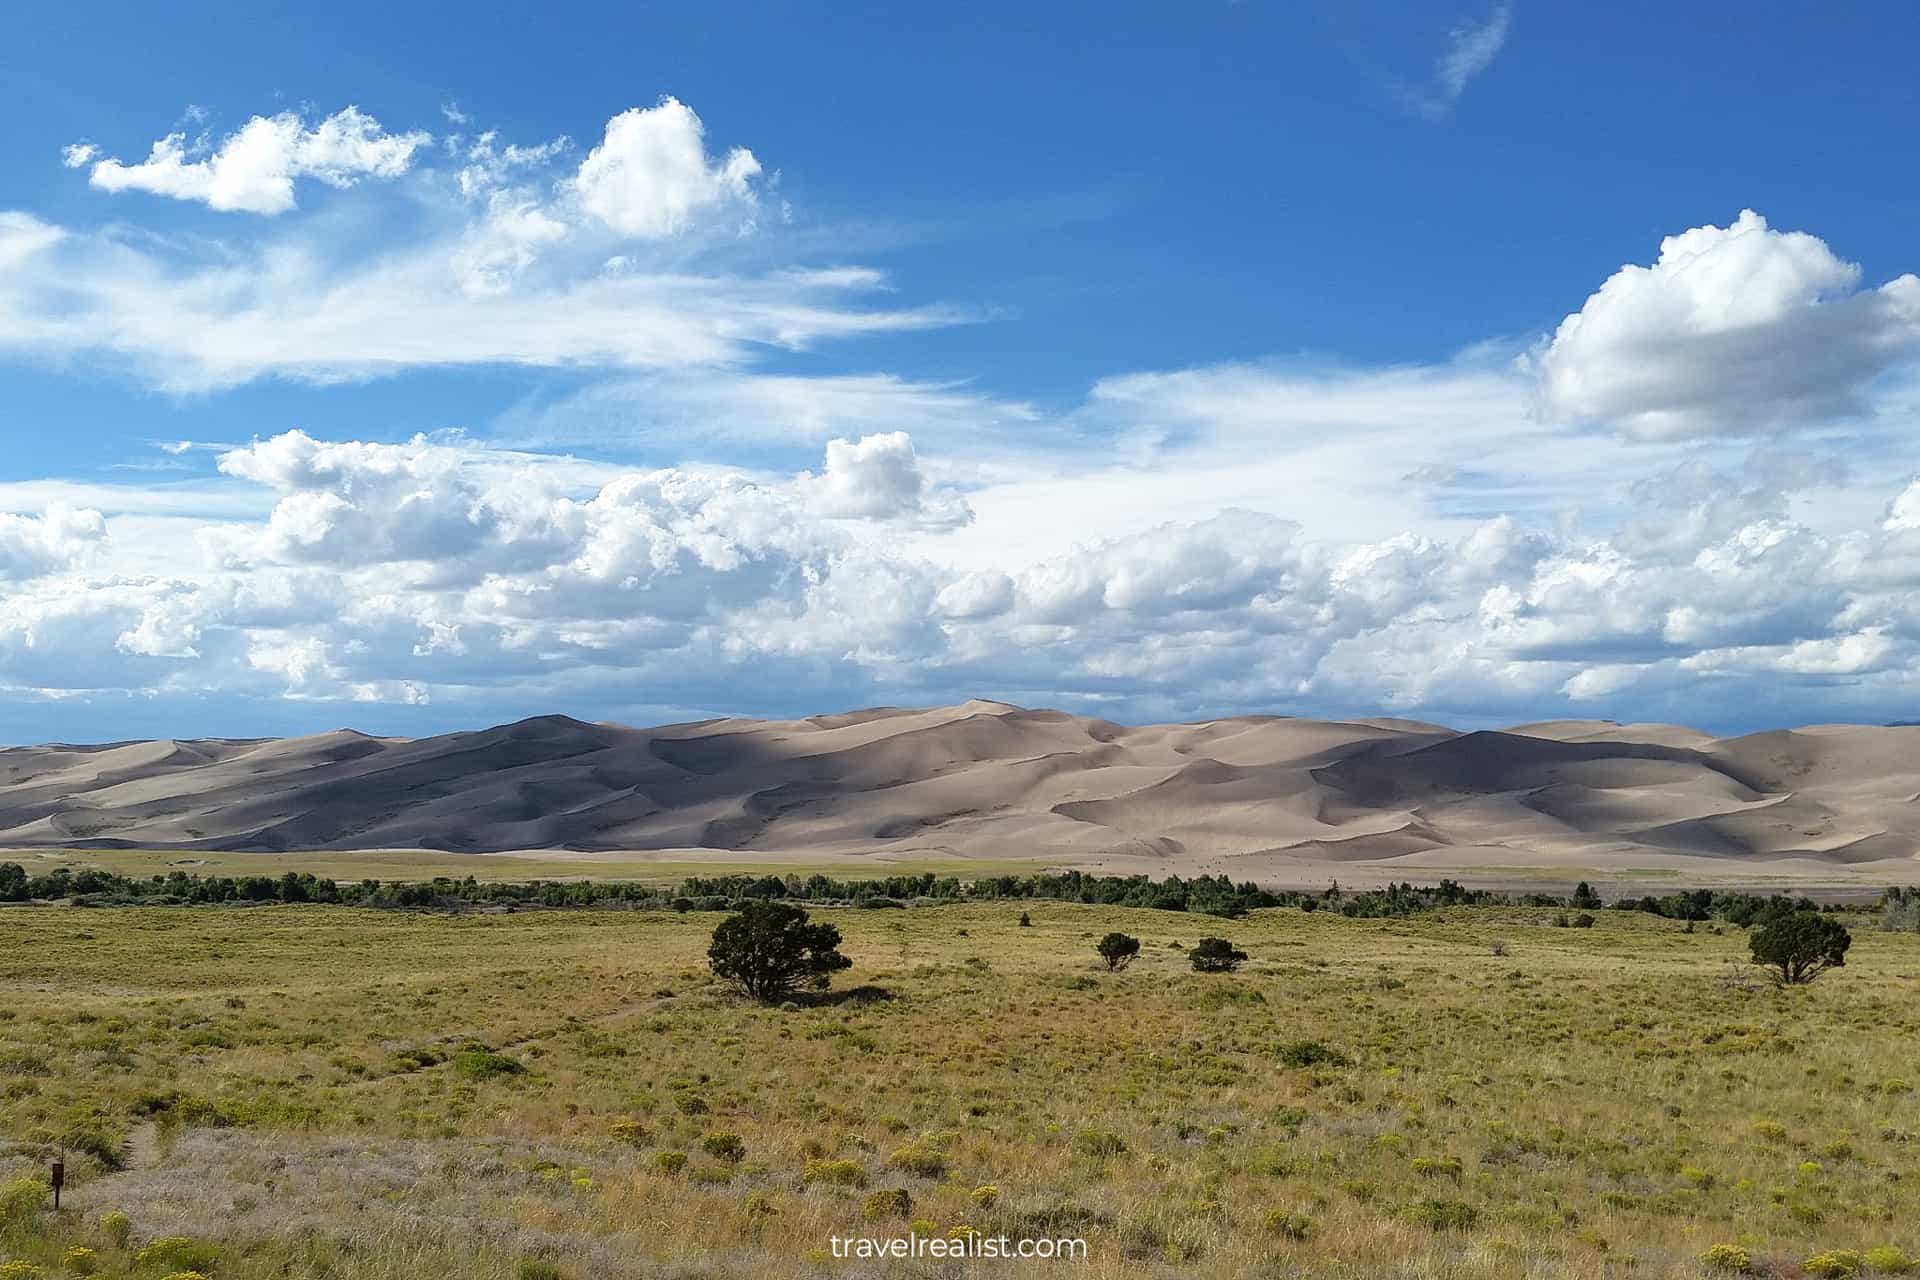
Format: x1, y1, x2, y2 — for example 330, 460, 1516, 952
0, 861, 1889, 927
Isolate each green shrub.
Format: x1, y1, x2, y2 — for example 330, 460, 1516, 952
0, 1178, 47, 1220
1277, 1040, 1351, 1068
1865, 1247, 1913, 1275
802, 1158, 869, 1187
864, 1187, 913, 1219
1411, 1156, 1463, 1181
515, 1262, 565, 1280
1700, 1243, 1752, 1272
452, 1048, 525, 1081
1072, 1129, 1127, 1158
60, 1248, 96, 1275
99, 1212, 131, 1248
133, 1238, 219, 1273
888, 1143, 948, 1178
1802, 1251, 1865, 1278
1406, 1199, 1480, 1231
1096, 933, 1141, 970
1263, 1209, 1313, 1240
1750, 912, 1851, 984
700, 1133, 746, 1163
708, 901, 852, 1001
654, 1151, 687, 1175
1189, 937, 1247, 973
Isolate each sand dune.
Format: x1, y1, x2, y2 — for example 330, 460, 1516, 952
3, 703, 1919, 881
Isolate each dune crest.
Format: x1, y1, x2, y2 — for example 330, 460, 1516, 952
3, 705, 1918, 876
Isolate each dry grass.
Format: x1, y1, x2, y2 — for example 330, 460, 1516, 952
2, 901, 1919, 1277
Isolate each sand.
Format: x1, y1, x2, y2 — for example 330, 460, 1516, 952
3, 702, 1918, 886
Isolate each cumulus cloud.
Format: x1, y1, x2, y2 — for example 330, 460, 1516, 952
571, 97, 762, 238
1535, 210, 1920, 437
70, 107, 429, 214
2, 100, 964, 391
0, 505, 106, 580
797, 432, 972, 528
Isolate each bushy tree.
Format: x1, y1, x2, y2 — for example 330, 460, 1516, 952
1749, 910, 1851, 985
1095, 932, 1140, 970
708, 901, 852, 1001
1190, 936, 1248, 973
1572, 881, 1602, 910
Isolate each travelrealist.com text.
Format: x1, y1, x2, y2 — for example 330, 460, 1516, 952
828, 1234, 1089, 1261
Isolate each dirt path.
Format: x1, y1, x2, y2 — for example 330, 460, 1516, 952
121, 1121, 162, 1171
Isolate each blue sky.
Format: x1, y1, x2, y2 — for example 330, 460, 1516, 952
5, 1, 1920, 742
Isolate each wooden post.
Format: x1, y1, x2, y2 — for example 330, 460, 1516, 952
50, 1158, 63, 1210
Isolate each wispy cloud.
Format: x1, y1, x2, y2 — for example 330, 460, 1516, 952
1438, 3, 1513, 100
1397, 3, 1513, 119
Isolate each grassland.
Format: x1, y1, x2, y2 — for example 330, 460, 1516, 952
3, 900, 1918, 1278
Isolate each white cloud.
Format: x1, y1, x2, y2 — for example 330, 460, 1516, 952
1392, 3, 1513, 119
3, 100, 967, 391
1535, 210, 1920, 437
797, 432, 972, 527
571, 98, 761, 238
73, 107, 429, 214
1438, 4, 1512, 100
0, 506, 106, 580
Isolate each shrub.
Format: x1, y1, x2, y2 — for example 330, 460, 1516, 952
1018, 912, 1031, 927
700, 1133, 745, 1163
1096, 932, 1141, 971
1573, 914, 1596, 928
452, 1048, 525, 1081
61, 1249, 96, 1275
1277, 1039, 1351, 1068
1406, 1199, 1479, 1231
1189, 937, 1247, 973
1865, 1247, 1913, 1275
1700, 1242, 1752, 1272
803, 1158, 868, 1187
0, 1178, 47, 1220
889, 1143, 948, 1178
99, 1212, 131, 1247
654, 1151, 687, 1175
864, 1187, 913, 1219
134, 1239, 219, 1273
1072, 1129, 1127, 1158
61, 1130, 123, 1172
1263, 1209, 1313, 1240
515, 1262, 565, 1280
1750, 911, 1851, 984
1802, 1250, 1865, 1278
0, 1264, 42, 1280
1412, 1156, 1463, 1181
1489, 940, 1509, 957
708, 901, 852, 1001
608, 1118, 649, 1146
970, 1185, 999, 1207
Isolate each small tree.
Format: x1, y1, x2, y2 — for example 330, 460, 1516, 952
1095, 932, 1140, 970
1572, 880, 1602, 910
1190, 937, 1247, 973
1749, 910, 1850, 985
708, 901, 852, 1002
